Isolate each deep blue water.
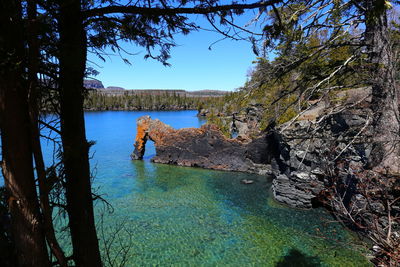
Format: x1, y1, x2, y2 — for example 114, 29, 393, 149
85, 111, 207, 178
3, 111, 371, 266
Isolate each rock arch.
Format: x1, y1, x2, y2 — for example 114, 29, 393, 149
131, 115, 271, 174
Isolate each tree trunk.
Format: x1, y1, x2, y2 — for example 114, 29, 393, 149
365, 0, 400, 174
27, 1, 68, 265
58, 0, 102, 266
0, 0, 50, 266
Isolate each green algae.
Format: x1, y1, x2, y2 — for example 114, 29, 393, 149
95, 161, 372, 266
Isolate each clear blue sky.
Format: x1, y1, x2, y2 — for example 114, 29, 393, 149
86, 13, 262, 91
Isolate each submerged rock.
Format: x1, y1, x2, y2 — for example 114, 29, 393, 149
240, 179, 254, 184
131, 115, 271, 174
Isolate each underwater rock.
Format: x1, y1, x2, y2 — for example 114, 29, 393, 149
240, 179, 254, 184
131, 115, 271, 174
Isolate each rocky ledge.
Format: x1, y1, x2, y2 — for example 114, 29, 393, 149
130, 88, 380, 209
131, 115, 271, 174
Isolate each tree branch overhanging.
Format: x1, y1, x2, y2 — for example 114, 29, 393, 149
83, 1, 282, 18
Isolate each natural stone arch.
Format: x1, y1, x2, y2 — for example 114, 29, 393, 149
131, 115, 271, 174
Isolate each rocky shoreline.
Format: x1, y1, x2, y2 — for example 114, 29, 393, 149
85, 106, 196, 111
131, 88, 399, 264
130, 107, 370, 209
131, 88, 372, 209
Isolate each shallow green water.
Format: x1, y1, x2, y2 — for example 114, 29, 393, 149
49, 111, 371, 266
96, 161, 370, 266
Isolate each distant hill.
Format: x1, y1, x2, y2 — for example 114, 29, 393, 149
84, 79, 104, 89
186, 90, 228, 97
84, 79, 229, 97
106, 86, 125, 91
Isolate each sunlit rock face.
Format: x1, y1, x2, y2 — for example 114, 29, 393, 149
270, 88, 374, 209
131, 115, 271, 175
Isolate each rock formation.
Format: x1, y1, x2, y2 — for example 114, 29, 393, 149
131, 88, 382, 210
131, 116, 271, 174
231, 103, 265, 138
269, 87, 373, 208
198, 102, 265, 138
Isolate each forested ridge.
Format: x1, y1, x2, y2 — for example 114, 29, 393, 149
83, 90, 228, 111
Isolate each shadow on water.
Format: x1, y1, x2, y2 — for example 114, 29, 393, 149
153, 164, 190, 192
207, 171, 272, 212
206, 170, 351, 245
131, 160, 191, 193
129, 160, 156, 193
276, 249, 321, 267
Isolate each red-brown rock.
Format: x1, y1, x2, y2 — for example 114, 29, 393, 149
131, 116, 271, 174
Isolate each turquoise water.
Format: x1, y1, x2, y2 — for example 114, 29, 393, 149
81, 111, 370, 266
8, 111, 373, 266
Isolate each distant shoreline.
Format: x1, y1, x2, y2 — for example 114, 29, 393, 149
84, 107, 198, 112
84, 80, 230, 97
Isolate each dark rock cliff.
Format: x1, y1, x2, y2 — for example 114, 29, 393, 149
269, 111, 372, 208
269, 88, 374, 208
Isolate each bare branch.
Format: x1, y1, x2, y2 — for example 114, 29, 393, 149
83, 1, 281, 18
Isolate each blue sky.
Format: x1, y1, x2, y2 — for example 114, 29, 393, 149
86, 12, 263, 91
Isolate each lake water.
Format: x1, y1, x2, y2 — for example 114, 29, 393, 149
10, 111, 373, 266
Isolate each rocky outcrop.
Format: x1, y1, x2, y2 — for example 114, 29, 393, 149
231, 103, 264, 138
131, 116, 271, 174
197, 108, 209, 117
198, 103, 265, 138
83, 79, 104, 89
269, 88, 373, 208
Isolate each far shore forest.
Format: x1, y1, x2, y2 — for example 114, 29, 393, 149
83, 89, 226, 111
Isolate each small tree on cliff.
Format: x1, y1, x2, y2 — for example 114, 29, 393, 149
255, 0, 400, 174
